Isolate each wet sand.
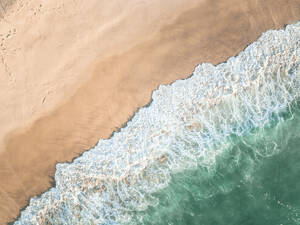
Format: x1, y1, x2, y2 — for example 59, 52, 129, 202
0, 0, 300, 224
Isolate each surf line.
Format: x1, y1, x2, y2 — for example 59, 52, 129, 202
14, 21, 300, 225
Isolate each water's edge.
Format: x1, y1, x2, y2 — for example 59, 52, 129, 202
12, 21, 300, 225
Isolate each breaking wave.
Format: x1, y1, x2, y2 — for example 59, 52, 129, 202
14, 21, 300, 225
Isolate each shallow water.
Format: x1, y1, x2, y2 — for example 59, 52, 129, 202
133, 104, 300, 225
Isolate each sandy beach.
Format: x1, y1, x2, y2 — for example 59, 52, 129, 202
0, 0, 299, 223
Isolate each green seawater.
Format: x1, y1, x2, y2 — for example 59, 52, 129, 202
132, 103, 300, 225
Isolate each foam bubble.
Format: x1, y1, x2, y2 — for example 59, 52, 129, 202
15, 22, 300, 225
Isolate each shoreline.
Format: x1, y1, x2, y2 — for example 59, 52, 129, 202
16, 22, 299, 223
1, 0, 300, 224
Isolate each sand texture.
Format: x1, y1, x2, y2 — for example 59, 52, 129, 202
0, 0, 299, 224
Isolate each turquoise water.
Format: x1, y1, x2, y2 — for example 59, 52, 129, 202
133, 104, 300, 225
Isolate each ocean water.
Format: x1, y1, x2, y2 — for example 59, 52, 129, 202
14, 21, 300, 225
134, 104, 300, 225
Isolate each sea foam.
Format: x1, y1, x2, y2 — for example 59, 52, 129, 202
14, 22, 300, 225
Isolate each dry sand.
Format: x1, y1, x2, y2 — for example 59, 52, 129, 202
0, 0, 299, 223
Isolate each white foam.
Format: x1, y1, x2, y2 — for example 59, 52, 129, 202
15, 22, 300, 225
